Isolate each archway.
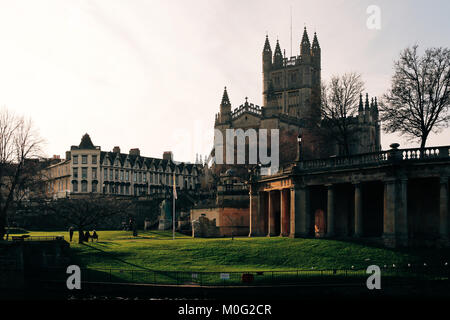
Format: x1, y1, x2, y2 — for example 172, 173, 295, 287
314, 209, 326, 237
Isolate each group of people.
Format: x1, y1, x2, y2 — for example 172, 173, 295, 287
68, 227, 99, 242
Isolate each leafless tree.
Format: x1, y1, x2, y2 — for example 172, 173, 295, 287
46, 195, 133, 243
321, 72, 365, 156
0, 108, 43, 240
380, 45, 450, 149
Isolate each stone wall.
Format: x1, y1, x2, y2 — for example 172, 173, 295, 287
219, 207, 250, 236
0, 240, 70, 289
192, 215, 220, 238
191, 207, 250, 237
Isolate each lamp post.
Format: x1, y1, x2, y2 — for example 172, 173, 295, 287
247, 163, 261, 182
296, 134, 302, 161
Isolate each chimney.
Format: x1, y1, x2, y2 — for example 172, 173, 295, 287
113, 146, 121, 153
129, 148, 140, 156
65, 151, 71, 160
53, 155, 60, 159
163, 151, 173, 161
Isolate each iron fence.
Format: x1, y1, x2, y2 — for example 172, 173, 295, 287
0, 258, 18, 270
6, 235, 65, 242
30, 264, 450, 287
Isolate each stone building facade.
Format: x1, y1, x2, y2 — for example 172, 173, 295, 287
191, 169, 250, 237
249, 144, 450, 247
45, 134, 202, 199
205, 28, 450, 248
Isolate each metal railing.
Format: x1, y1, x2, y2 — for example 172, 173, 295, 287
0, 259, 18, 270
6, 235, 65, 242
29, 265, 450, 287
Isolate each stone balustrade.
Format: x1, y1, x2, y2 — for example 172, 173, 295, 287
296, 145, 450, 171
252, 144, 450, 248
231, 103, 262, 119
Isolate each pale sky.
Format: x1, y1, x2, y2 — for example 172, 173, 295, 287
0, 0, 449, 162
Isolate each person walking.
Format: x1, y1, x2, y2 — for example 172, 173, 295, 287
69, 226, 74, 242
84, 230, 91, 242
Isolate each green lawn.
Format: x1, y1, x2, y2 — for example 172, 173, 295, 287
12, 230, 450, 272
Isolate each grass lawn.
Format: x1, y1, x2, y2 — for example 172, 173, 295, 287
12, 230, 450, 272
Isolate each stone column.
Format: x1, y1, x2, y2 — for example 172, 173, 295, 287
268, 191, 277, 236
383, 179, 396, 246
259, 192, 267, 236
289, 187, 300, 238
267, 191, 272, 236
396, 178, 408, 246
290, 186, 310, 237
383, 178, 408, 247
280, 189, 290, 237
440, 177, 449, 241
326, 184, 335, 237
249, 187, 261, 237
301, 187, 311, 237
354, 183, 363, 237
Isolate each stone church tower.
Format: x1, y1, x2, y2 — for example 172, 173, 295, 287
213, 27, 381, 172
262, 27, 321, 124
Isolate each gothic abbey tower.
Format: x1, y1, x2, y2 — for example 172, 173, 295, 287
214, 27, 380, 169
262, 27, 321, 123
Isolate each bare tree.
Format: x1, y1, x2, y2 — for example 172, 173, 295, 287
0, 108, 43, 240
380, 45, 450, 149
47, 195, 133, 243
321, 72, 365, 156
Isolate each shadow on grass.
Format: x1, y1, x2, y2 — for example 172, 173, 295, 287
80, 243, 152, 271
89, 241, 121, 247
333, 236, 450, 253
142, 231, 190, 240
75, 243, 181, 283
325, 237, 450, 268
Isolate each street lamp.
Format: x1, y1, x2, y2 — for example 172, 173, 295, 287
296, 134, 302, 161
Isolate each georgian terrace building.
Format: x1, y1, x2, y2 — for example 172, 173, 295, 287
45, 134, 202, 199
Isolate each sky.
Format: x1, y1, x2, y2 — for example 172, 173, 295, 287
0, 0, 449, 163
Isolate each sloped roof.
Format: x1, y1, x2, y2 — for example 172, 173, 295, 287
97, 149, 202, 173
78, 133, 96, 149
